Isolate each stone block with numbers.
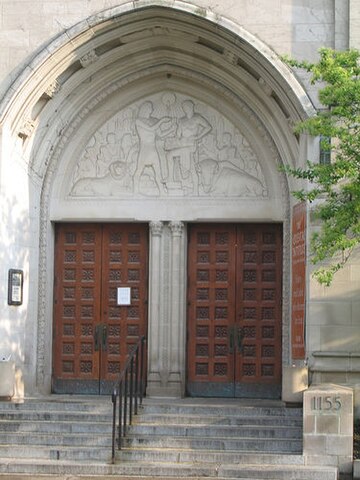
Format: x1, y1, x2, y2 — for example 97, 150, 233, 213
303, 384, 353, 475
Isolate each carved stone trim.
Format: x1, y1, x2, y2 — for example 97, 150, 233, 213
224, 49, 238, 65
80, 50, 99, 68
43, 80, 61, 99
258, 77, 273, 96
18, 118, 35, 140
170, 221, 184, 236
150, 221, 164, 236
282, 185, 291, 367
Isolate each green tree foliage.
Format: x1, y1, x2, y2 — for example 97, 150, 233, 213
284, 48, 360, 286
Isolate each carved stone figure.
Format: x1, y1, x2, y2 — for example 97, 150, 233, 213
71, 161, 133, 196
96, 133, 120, 177
133, 101, 173, 195
197, 158, 266, 196
164, 99, 212, 194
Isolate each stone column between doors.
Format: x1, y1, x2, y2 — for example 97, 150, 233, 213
146, 221, 186, 397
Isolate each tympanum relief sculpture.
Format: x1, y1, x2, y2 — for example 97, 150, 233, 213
70, 92, 267, 198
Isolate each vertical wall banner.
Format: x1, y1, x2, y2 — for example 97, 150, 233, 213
291, 202, 306, 360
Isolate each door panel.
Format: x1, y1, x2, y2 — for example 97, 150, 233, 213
235, 225, 282, 397
100, 224, 148, 393
53, 223, 148, 394
187, 223, 282, 398
187, 225, 236, 396
53, 224, 102, 393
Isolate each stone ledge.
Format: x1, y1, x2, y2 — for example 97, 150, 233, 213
312, 351, 360, 373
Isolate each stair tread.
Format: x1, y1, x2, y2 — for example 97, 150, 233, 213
0, 456, 335, 469
124, 432, 302, 439
0, 452, 336, 479
130, 423, 301, 429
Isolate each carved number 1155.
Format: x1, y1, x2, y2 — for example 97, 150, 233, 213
312, 396, 342, 412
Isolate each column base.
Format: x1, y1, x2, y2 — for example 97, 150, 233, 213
146, 383, 183, 398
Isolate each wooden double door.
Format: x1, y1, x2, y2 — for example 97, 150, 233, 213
187, 223, 283, 398
52, 223, 148, 394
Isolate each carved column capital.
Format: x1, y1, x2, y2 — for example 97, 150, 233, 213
150, 221, 164, 236
169, 221, 184, 237
44, 80, 61, 99
18, 118, 35, 140
80, 49, 98, 68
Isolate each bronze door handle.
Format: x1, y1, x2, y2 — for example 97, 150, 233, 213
94, 325, 101, 351
102, 325, 108, 352
237, 327, 245, 353
229, 326, 235, 354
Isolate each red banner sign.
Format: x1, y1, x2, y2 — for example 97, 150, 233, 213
291, 202, 306, 360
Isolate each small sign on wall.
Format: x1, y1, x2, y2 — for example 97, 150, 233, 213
117, 287, 131, 306
8, 269, 23, 306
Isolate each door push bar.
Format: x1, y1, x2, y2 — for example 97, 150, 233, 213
94, 324, 108, 352
228, 326, 245, 354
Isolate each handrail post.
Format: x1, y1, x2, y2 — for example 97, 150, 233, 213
118, 381, 123, 450
135, 348, 139, 414
123, 368, 128, 436
111, 390, 117, 464
129, 357, 134, 425
140, 336, 145, 403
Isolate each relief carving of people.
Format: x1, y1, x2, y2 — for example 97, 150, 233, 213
69, 92, 267, 199
164, 99, 212, 195
133, 101, 174, 195
195, 131, 266, 196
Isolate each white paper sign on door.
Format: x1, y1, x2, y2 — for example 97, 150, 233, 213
117, 287, 131, 306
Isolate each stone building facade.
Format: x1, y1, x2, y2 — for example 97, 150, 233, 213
0, 0, 359, 399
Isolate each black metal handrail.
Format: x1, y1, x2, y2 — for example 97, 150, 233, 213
111, 335, 146, 464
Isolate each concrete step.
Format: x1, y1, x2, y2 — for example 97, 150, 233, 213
0, 431, 112, 447
141, 403, 303, 417
134, 413, 303, 426
0, 419, 112, 434
122, 434, 302, 453
0, 399, 112, 413
0, 444, 111, 462
118, 449, 305, 465
0, 476, 314, 480
0, 477, 323, 480
128, 423, 302, 439
0, 410, 113, 422
0, 458, 338, 480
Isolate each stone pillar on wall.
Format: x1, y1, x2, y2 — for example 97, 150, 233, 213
335, 0, 349, 51
146, 221, 186, 398
168, 221, 186, 397
146, 221, 164, 396
303, 384, 353, 476
350, 0, 360, 49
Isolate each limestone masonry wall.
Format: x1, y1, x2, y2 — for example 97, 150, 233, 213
0, 0, 343, 100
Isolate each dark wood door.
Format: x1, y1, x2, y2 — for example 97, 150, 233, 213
187, 223, 282, 398
52, 223, 148, 394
